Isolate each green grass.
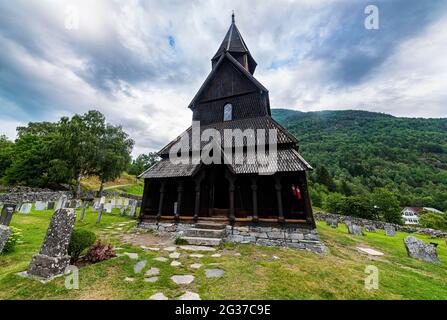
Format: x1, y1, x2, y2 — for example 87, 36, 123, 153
1, 209, 446, 300
106, 180, 144, 197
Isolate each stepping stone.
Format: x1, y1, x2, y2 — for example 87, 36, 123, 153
171, 275, 195, 285
124, 252, 139, 260
234, 253, 241, 256
273, 256, 280, 260
205, 269, 225, 278
145, 268, 160, 276
189, 254, 204, 258
124, 277, 135, 282
179, 291, 201, 300
163, 246, 177, 252
190, 263, 202, 269
357, 247, 384, 256
179, 245, 216, 252
149, 292, 168, 300
211, 253, 222, 258
142, 246, 160, 251
171, 261, 182, 267
134, 260, 147, 273
144, 277, 159, 283
154, 257, 168, 262
169, 252, 181, 259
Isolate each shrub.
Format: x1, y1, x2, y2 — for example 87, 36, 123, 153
2, 226, 23, 254
85, 240, 116, 263
68, 229, 96, 262
175, 237, 188, 245
419, 212, 447, 231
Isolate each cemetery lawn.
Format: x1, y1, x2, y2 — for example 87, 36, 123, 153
0, 210, 446, 300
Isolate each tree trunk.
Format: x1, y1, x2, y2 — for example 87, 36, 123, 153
76, 173, 82, 199
98, 178, 105, 198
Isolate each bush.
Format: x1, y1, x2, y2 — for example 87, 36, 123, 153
85, 240, 116, 263
419, 212, 447, 231
2, 226, 23, 254
175, 237, 188, 245
68, 229, 96, 262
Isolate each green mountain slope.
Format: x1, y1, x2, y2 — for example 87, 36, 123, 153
272, 109, 447, 211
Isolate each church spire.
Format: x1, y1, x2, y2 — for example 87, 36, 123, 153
211, 13, 257, 74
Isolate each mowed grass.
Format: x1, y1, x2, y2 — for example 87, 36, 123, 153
0, 209, 446, 300
107, 180, 144, 197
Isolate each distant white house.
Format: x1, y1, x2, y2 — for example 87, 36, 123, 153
401, 207, 444, 225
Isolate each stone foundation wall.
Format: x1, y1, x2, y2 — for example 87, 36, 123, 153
138, 222, 327, 254
315, 213, 447, 238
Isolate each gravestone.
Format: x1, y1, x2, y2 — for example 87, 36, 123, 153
110, 198, 116, 207
0, 204, 16, 226
46, 201, 55, 210
55, 195, 68, 211
27, 208, 76, 280
129, 200, 137, 218
326, 218, 338, 228
0, 225, 12, 254
344, 220, 352, 227
404, 236, 440, 264
385, 225, 396, 237
99, 196, 106, 205
35, 201, 47, 211
347, 224, 364, 236
19, 203, 32, 214
115, 198, 122, 208
104, 203, 113, 214
364, 225, 376, 233
124, 198, 129, 207
119, 207, 126, 216
79, 202, 87, 222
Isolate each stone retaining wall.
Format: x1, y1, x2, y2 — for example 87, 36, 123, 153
138, 222, 327, 254
315, 212, 447, 238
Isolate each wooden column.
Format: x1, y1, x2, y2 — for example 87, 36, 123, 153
225, 171, 236, 222
194, 172, 205, 220
274, 175, 285, 223
250, 177, 259, 222
175, 181, 184, 221
157, 180, 166, 219
299, 173, 316, 227
139, 179, 149, 219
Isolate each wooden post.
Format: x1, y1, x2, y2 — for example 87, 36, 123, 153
176, 181, 184, 220
250, 176, 258, 222
140, 179, 149, 220
299, 173, 316, 227
157, 180, 166, 219
229, 180, 235, 221
194, 172, 204, 220
274, 175, 285, 223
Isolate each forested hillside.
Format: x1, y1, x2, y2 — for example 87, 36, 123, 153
272, 109, 447, 211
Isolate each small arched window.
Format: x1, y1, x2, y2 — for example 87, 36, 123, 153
223, 103, 232, 121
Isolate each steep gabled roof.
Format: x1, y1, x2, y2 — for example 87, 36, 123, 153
188, 52, 267, 109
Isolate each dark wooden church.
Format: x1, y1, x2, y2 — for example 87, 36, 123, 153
139, 14, 315, 227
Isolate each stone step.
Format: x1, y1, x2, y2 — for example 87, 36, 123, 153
182, 237, 222, 247
184, 228, 226, 239
195, 222, 227, 230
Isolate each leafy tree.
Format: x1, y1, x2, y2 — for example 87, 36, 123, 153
419, 212, 447, 231
95, 124, 134, 197
315, 166, 336, 192
341, 195, 374, 220
371, 188, 402, 224
0, 135, 14, 179
128, 152, 159, 176
323, 193, 345, 214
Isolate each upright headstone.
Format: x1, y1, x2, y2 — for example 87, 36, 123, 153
99, 196, 106, 205
19, 203, 32, 214
384, 225, 396, 237
104, 203, 113, 214
115, 198, 123, 209
35, 201, 47, 211
0, 225, 12, 254
124, 198, 129, 207
364, 225, 376, 233
110, 198, 116, 207
347, 224, 364, 236
27, 208, 76, 280
46, 201, 55, 210
79, 202, 87, 222
326, 218, 338, 228
404, 236, 440, 264
129, 200, 137, 218
55, 195, 68, 211
0, 204, 16, 226
120, 207, 126, 216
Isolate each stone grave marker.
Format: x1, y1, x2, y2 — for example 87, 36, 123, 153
115, 198, 122, 208
79, 202, 87, 222
26, 208, 76, 280
46, 201, 55, 210
0, 204, 16, 226
110, 198, 116, 207
119, 207, 126, 216
404, 236, 440, 264
104, 203, 113, 214
19, 203, 32, 214
124, 198, 129, 207
364, 225, 376, 232
35, 201, 47, 211
129, 200, 137, 218
385, 225, 396, 237
99, 196, 106, 205
347, 224, 364, 236
0, 225, 12, 254
326, 218, 338, 228
55, 195, 68, 211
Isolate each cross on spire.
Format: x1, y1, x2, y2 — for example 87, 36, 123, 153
232, 11, 235, 24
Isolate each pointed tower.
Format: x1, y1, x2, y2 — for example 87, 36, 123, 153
211, 13, 257, 74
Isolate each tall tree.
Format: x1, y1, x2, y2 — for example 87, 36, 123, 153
371, 188, 402, 224
316, 166, 337, 192
95, 124, 134, 197
0, 135, 14, 180
128, 152, 159, 176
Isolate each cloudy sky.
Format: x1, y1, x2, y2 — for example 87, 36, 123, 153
1, 0, 446, 156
